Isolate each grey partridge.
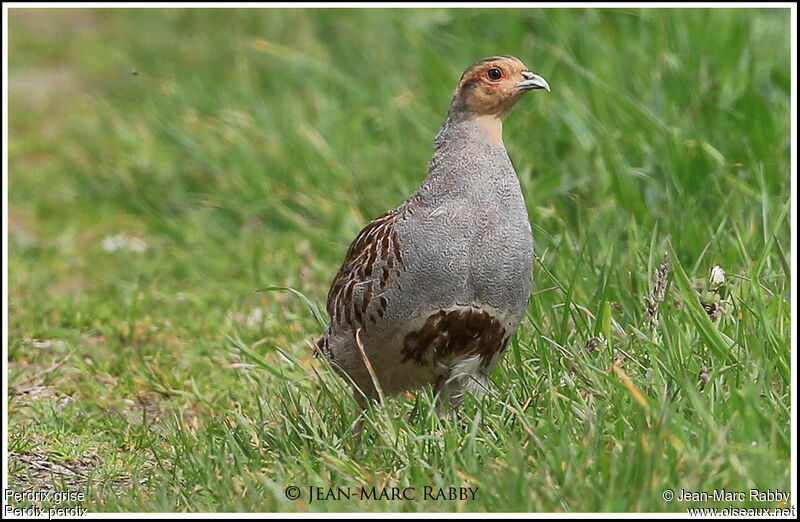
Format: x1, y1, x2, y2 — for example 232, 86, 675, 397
317, 55, 550, 419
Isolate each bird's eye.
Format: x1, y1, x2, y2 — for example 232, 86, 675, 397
487, 68, 502, 80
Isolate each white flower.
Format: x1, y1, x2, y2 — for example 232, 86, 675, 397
30, 339, 65, 349
709, 265, 727, 288
102, 233, 147, 253
102, 234, 128, 252
245, 308, 264, 330
127, 237, 148, 253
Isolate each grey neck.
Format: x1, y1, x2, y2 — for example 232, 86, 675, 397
414, 112, 513, 203
432, 110, 503, 152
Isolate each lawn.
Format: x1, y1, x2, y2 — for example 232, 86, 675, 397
5, 7, 792, 513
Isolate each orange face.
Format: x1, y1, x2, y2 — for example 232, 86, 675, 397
454, 55, 550, 118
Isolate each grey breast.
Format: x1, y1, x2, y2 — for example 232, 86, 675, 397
387, 134, 534, 328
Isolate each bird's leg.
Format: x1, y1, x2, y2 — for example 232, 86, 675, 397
433, 373, 465, 419
433, 375, 448, 419
448, 385, 466, 415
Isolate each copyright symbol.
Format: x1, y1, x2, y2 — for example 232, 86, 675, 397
663, 489, 674, 502
285, 486, 301, 500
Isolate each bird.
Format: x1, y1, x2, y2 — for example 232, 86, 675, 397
317, 55, 549, 426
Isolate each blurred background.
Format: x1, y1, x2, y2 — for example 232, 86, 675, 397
7, 8, 791, 512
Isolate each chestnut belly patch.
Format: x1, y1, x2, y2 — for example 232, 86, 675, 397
400, 308, 509, 368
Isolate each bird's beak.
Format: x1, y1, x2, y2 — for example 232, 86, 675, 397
516, 71, 550, 92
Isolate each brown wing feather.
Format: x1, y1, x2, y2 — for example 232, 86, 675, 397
326, 207, 405, 329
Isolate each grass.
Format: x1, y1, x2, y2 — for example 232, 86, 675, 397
6, 7, 792, 513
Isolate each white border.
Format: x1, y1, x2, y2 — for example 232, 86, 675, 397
2, 2, 796, 519
789, 1, 797, 519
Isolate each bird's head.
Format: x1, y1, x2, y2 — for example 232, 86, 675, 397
450, 55, 550, 120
